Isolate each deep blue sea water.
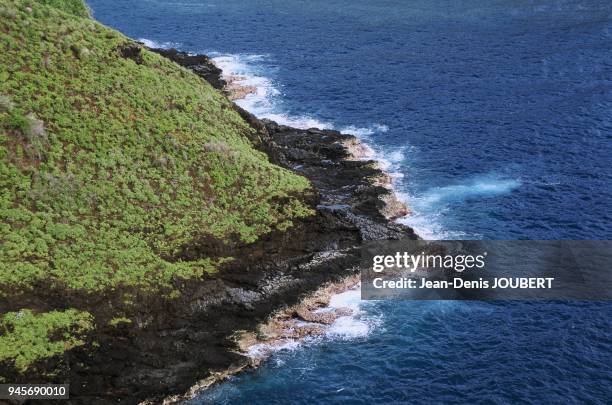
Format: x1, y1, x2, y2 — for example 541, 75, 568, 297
88, 0, 611, 403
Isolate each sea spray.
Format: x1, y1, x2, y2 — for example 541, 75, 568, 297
235, 276, 378, 361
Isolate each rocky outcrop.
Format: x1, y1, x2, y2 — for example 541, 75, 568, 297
223, 75, 258, 100
263, 121, 412, 224
147, 47, 227, 90
16, 46, 418, 404
118, 42, 144, 64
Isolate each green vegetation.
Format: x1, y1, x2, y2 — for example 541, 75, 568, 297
0, 0, 313, 296
108, 316, 132, 327
30, 0, 90, 17
0, 0, 314, 374
0, 309, 93, 372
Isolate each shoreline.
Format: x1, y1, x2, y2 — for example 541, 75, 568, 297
146, 46, 416, 403
215, 57, 411, 221
214, 53, 411, 368
237, 274, 362, 362
2, 39, 418, 405
158, 275, 362, 404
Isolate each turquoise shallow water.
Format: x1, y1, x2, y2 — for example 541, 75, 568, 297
88, 0, 612, 402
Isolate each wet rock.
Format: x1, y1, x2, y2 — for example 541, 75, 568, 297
292, 324, 325, 338
335, 307, 353, 317
294, 307, 337, 324
226, 83, 257, 100
147, 47, 226, 90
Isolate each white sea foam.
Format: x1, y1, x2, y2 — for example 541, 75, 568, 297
242, 282, 378, 361
421, 176, 520, 205
388, 149, 405, 164
247, 339, 302, 358
356, 143, 408, 184
396, 202, 467, 240
211, 54, 334, 129
262, 113, 332, 130
138, 38, 180, 49
396, 175, 519, 240
210, 54, 391, 136
339, 127, 406, 180
326, 285, 374, 339
339, 124, 389, 137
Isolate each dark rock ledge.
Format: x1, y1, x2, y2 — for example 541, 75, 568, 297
22, 44, 418, 404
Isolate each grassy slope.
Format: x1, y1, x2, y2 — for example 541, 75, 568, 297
0, 0, 313, 374
30, 0, 90, 17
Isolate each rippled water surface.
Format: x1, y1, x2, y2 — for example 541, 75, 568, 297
88, 0, 612, 402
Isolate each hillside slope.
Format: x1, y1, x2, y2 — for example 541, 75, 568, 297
0, 0, 312, 374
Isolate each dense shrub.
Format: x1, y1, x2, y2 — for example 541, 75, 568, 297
0, 309, 93, 373
0, 0, 313, 296
33, 0, 90, 17
0, 0, 314, 371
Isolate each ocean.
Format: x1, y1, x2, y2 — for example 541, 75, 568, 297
87, 0, 612, 402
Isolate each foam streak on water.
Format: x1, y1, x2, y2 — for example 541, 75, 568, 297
138, 37, 181, 50
398, 174, 521, 239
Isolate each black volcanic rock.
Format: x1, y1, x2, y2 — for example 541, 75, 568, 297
147, 47, 227, 90
118, 42, 144, 64
24, 48, 418, 404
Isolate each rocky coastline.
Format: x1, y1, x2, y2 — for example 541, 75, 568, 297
142, 45, 418, 403
7, 44, 417, 404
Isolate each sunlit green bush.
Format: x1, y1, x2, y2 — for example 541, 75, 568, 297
0, 0, 313, 295
0, 309, 93, 372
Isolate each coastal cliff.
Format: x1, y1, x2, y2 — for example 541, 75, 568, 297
0, 1, 416, 403
90, 46, 417, 404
